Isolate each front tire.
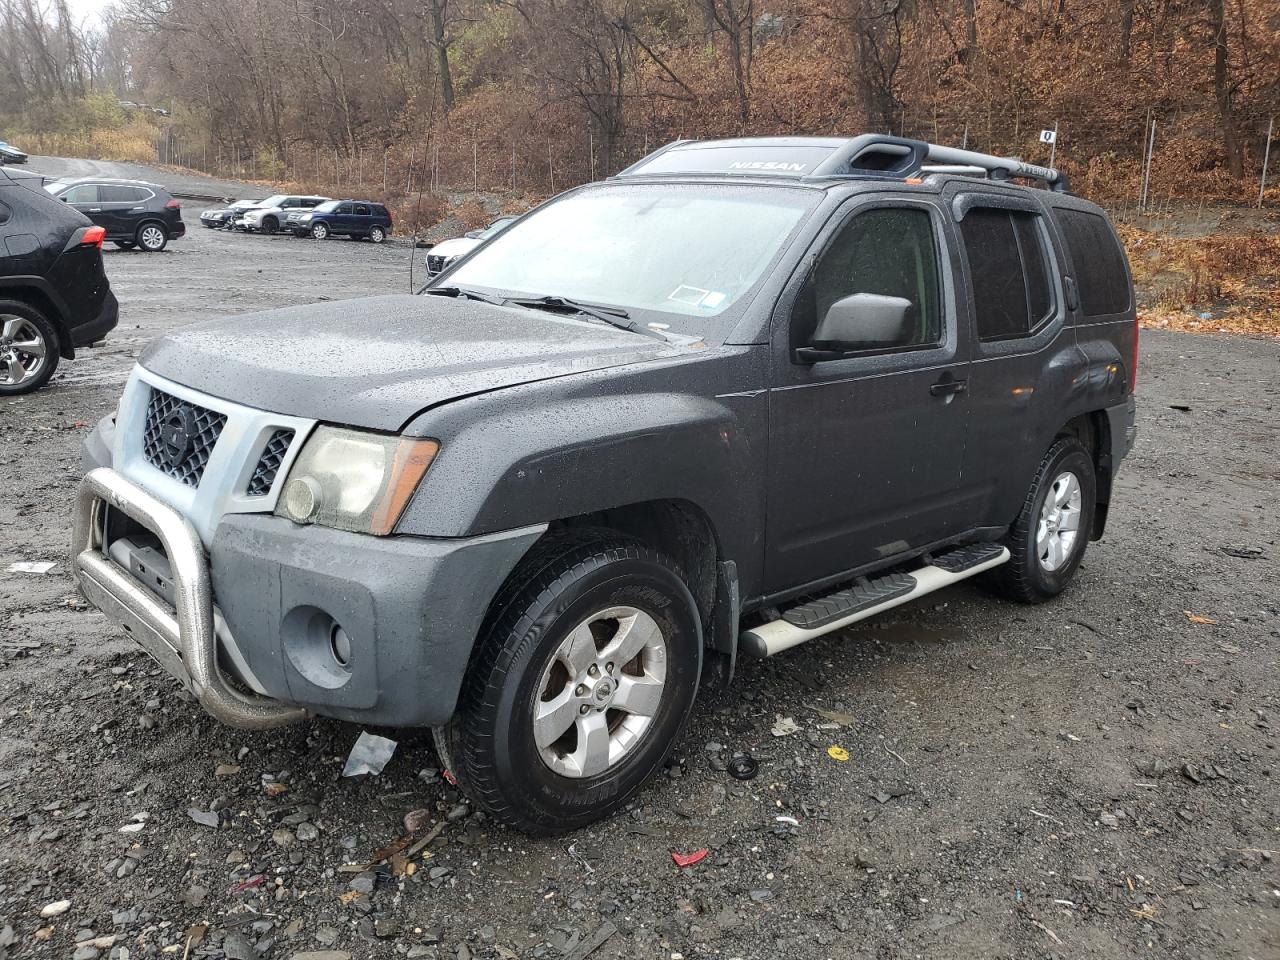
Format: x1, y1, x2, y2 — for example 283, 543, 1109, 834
311, 222, 329, 240
987, 437, 1096, 603
114, 240, 136, 250
437, 532, 702, 834
262, 216, 278, 235
0, 302, 59, 395
137, 222, 167, 251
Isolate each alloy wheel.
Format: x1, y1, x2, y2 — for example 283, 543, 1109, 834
0, 315, 48, 388
140, 225, 166, 250
533, 605, 668, 778
1036, 470, 1082, 571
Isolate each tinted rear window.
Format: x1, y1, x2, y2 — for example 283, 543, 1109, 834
960, 209, 1056, 341
1052, 208, 1130, 316
100, 185, 149, 202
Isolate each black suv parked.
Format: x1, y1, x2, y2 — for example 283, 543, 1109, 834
1, 167, 118, 394
44, 177, 186, 252
75, 135, 1137, 833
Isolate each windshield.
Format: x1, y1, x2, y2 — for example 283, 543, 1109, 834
478, 217, 515, 239
259, 195, 287, 207
314, 200, 341, 212
446, 184, 814, 331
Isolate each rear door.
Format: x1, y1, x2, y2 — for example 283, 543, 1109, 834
98, 184, 150, 238
351, 203, 372, 236
947, 188, 1077, 530
764, 196, 973, 594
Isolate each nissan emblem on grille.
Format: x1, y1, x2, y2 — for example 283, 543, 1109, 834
160, 406, 199, 466
142, 388, 227, 487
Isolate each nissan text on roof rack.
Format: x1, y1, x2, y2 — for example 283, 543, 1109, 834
73, 135, 1137, 834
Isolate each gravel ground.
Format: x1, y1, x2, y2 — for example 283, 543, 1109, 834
1, 161, 1278, 960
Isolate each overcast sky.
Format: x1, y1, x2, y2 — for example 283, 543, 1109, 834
64, 0, 112, 28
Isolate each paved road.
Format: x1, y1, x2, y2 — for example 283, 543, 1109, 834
0, 159, 1276, 960
24, 155, 273, 200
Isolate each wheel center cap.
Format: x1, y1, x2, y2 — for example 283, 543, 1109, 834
592, 679, 614, 703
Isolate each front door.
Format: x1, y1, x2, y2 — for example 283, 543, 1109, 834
59, 183, 102, 228
764, 198, 974, 595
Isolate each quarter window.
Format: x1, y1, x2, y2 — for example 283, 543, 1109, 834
1051, 208, 1131, 316
792, 206, 942, 351
960, 208, 1054, 341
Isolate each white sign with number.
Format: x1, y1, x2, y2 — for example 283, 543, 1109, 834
1040, 129, 1057, 144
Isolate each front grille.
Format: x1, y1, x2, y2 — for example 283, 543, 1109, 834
141, 388, 226, 487
246, 429, 294, 496
427, 254, 446, 273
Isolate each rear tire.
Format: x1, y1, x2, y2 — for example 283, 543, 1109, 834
0, 301, 59, 395
986, 437, 1096, 603
369, 225, 386, 243
436, 531, 702, 834
137, 222, 167, 252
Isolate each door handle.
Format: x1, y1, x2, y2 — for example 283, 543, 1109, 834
88, 208, 102, 212
930, 378, 968, 397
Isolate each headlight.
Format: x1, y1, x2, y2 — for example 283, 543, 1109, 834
275, 426, 439, 535
300, 213, 313, 221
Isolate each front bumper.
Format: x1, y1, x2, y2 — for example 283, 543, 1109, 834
72, 465, 544, 729
68, 288, 120, 348
72, 468, 304, 729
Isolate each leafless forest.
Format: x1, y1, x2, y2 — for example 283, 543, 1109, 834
1, 0, 1278, 202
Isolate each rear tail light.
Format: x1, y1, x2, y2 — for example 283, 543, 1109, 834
81, 226, 106, 249
165, 199, 181, 210
1129, 316, 1139, 393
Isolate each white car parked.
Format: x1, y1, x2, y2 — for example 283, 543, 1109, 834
234, 195, 329, 234
425, 215, 518, 276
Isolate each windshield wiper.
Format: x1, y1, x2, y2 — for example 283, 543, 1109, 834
424, 285, 507, 305
511, 295, 668, 341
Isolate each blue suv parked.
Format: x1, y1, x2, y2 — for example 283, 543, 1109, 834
289, 199, 392, 242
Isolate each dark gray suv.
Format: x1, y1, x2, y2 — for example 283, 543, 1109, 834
74, 135, 1137, 833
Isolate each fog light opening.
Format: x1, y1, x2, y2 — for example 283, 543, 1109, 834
330, 624, 352, 667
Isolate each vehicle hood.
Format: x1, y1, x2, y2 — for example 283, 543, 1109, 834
429, 237, 480, 259
139, 294, 681, 432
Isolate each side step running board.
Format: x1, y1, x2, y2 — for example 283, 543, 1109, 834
739, 544, 1009, 658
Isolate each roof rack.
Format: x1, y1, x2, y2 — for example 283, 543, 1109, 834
616, 134, 1070, 192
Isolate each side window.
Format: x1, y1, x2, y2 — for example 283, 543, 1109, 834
61, 184, 99, 203
959, 208, 1054, 341
337, 202, 354, 214
280, 199, 297, 209
1051, 208, 1131, 316
302, 199, 321, 208
354, 204, 370, 216
792, 206, 942, 351
101, 185, 148, 203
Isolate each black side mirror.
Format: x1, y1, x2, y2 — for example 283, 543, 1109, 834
795, 293, 913, 363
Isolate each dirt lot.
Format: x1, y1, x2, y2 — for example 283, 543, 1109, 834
1, 161, 1277, 960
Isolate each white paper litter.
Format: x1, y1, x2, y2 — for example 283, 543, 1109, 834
9, 561, 57, 574
342, 731, 397, 777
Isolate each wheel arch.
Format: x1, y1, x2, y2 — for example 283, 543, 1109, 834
136, 217, 170, 239
1056, 410, 1112, 539
0, 280, 73, 358
547, 497, 721, 630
